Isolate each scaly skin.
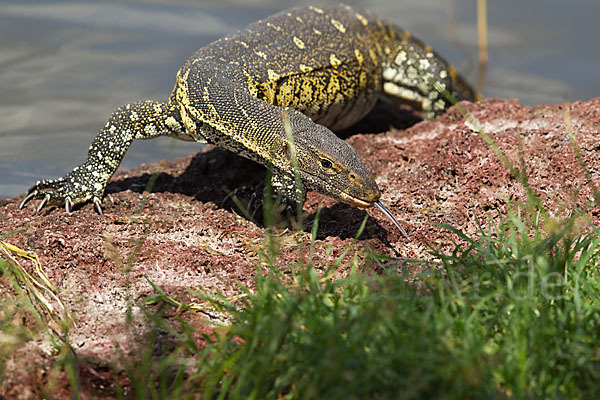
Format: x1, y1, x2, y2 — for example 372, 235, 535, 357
20, 4, 474, 216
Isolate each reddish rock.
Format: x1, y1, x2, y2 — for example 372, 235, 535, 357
1, 97, 600, 397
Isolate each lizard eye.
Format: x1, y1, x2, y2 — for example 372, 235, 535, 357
320, 158, 333, 169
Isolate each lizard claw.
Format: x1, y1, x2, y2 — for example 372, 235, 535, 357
19, 190, 38, 210
35, 194, 51, 215
19, 173, 102, 215
65, 196, 73, 214
19, 163, 107, 215
93, 196, 103, 215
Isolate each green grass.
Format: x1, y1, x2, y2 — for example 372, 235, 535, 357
122, 207, 600, 400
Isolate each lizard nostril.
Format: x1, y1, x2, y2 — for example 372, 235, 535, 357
349, 172, 357, 181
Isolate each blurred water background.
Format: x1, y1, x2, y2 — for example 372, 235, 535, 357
1, 0, 598, 198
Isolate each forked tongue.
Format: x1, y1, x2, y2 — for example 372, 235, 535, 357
374, 201, 410, 241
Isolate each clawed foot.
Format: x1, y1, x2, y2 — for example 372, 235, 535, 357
19, 175, 104, 215
221, 186, 263, 222
221, 185, 305, 227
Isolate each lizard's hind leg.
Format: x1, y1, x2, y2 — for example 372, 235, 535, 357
381, 27, 475, 120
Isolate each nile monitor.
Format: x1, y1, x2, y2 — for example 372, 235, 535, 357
20, 4, 474, 232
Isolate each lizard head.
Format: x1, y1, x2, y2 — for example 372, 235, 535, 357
272, 112, 409, 239
282, 117, 381, 208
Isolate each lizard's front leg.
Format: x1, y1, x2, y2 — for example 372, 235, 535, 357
268, 171, 306, 213
20, 100, 186, 214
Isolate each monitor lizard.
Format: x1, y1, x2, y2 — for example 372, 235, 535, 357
19, 4, 475, 236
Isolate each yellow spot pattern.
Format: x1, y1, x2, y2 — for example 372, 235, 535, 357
354, 48, 364, 65
293, 36, 305, 49
266, 22, 282, 31
329, 54, 342, 68
330, 18, 346, 33
355, 12, 368, 26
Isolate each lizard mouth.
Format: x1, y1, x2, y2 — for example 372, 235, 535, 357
335, 190, 379, 208
301, 170, 380, 208
303, 173, 409, 240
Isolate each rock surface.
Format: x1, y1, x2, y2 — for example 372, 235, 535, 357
1, 97, 600, 398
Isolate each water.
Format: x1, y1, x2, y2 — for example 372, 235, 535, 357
1, 0, 598, 198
